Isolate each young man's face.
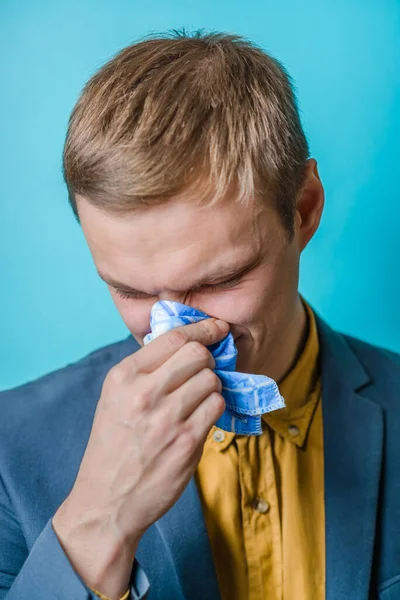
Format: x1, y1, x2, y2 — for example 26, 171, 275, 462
77, 161, 323, 380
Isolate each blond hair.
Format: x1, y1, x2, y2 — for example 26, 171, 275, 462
62, 29, 310, 241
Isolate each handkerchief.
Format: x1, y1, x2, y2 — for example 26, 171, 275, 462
143, 301, 285, 435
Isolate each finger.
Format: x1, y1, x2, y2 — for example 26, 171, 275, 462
152, 339, 217, 397
122, 318, 229, 374
162, 367, 223, 423
180, 392, 226, 445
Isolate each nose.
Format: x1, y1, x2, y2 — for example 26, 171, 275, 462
157, 291, 191, 305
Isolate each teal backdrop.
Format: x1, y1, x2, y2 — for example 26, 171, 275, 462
1, 0, 399, 390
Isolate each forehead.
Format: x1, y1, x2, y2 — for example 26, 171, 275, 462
77, 192, 278, 292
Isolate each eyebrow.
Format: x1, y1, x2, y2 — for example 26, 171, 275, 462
97, 254, 260, 295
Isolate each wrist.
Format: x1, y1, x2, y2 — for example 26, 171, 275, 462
52, 498, 139, 598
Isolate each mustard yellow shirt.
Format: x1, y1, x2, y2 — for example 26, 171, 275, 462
195, 296, 325, 600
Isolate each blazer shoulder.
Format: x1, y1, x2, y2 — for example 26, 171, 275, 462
0, 335, 139, 444
342, 332, 400, 409
343, 332, 400, 373
1, 334, 136, 393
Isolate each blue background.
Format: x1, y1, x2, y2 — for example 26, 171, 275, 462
1, 0, 399, 390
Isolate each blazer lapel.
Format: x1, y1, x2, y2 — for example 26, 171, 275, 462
136, 476, 221, 600
314, 310, 384, 600
158, 477, 221, 599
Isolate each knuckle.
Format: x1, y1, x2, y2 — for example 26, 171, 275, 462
166, 329, 187, 350
201, 319, 220, 343
106, 364, 128, 387
203, 368, 221, 391
187, 341, 209, 361
178, 426, 198, 454
134, 389, 152, 413
209, 391, 225, 414
152, 418, 174, 442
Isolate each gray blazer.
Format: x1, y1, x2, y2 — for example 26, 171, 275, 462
0, 304, 399, 599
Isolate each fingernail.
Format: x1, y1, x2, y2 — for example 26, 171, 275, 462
214, 319, 229, 332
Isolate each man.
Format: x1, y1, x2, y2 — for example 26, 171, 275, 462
0, 30, 399, 600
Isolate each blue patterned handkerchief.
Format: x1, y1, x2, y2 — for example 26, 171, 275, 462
143, 301, 285, 435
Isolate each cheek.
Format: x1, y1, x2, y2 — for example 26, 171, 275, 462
197, 294, 258, 325
193, 282, 270, 326
197, 269, 284, 329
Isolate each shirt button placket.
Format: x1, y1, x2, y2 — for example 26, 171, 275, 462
288, 424, 300, 437
252, 498, 270, 514
213, 429, 225, 443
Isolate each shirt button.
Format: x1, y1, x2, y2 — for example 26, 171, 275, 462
288, 424, 300, 437
252, 498, 270, 514
212, 429, 225, 443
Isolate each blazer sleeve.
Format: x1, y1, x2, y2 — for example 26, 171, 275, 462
0, 475, 150, 600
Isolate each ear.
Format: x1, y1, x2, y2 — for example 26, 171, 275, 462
295, 158, 325, 252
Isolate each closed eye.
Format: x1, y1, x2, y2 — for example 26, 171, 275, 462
112, 275, 242, 301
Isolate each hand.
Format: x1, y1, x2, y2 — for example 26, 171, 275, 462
52, 317, 228, 597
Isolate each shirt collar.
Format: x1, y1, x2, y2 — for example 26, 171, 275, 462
207, 294, 321, 451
